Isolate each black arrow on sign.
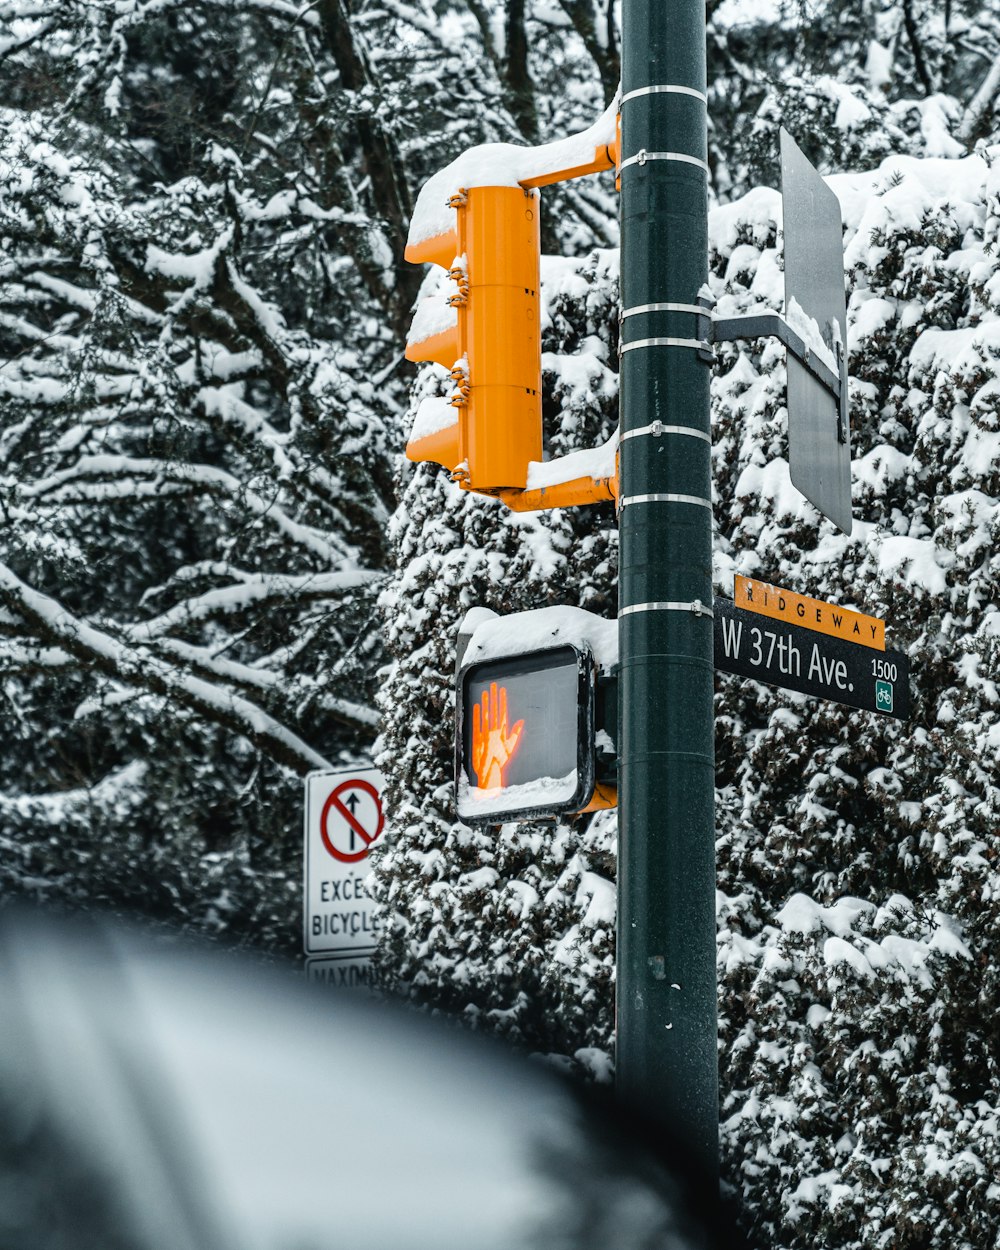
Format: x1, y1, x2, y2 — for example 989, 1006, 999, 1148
345, 792, 360, 850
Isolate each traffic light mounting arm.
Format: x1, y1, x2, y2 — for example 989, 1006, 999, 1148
518, 127, 619, 189
497, 471, 618, 513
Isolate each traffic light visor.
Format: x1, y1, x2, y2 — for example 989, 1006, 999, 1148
456, 646, 595, 823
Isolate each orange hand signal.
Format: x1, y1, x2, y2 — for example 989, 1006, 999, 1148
471, 682, 524, 796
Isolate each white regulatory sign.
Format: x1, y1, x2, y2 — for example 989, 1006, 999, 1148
305, 955, 379, 990
303, 766, 385, 958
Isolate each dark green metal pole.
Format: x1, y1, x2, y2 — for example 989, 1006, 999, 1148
617, 0, 718, 1177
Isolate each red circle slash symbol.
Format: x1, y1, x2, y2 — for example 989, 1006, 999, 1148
320, 779, 385, 864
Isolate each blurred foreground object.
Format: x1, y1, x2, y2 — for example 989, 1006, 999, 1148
0, 908, 741, 1250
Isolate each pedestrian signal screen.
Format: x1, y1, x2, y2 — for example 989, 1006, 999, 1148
457, 646, 593, 823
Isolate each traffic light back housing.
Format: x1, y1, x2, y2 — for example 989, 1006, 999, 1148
405, 186, 542, 492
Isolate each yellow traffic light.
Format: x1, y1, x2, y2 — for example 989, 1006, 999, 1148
405, 185, 542, 493
404, 110, 621, 510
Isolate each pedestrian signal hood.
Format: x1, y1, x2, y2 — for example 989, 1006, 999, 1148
456, 642, 616, 824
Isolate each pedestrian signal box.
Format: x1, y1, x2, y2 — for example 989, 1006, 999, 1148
456, 645, 607, 824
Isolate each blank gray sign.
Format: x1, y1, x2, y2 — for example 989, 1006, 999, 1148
781, 128, 853, 534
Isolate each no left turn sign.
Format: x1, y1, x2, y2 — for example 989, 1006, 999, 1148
320, 779, 385, 864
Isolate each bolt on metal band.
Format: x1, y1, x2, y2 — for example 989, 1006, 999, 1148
620, 150, 710, 175
618, 492, 713, 510
620, 422, 711, 445
621, 302, 704, 319
620, 336, 710, 354
620, 599, 714, 618
620, 84, 708, 105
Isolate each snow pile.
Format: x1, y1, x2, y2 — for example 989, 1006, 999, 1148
784, 296, 838, 375
407, 283, 460, 349
457, 770, 578, 817
776, 891, 971, 976
409, 395, 459, 442
407, 99, 618, 248
464, 605, 617, 669
525, 431, 618, 490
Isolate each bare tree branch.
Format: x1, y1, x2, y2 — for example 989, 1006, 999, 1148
902, 0, 934, 97
959, 55, 1000, 143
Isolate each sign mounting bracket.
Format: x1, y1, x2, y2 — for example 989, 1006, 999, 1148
707, 310, 840, 404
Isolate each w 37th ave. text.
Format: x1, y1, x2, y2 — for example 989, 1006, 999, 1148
713, 599, 909, 720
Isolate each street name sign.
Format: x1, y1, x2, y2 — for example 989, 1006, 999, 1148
303, 766, 385, 964
735, 574, 885, 650
714, 599, 909, 718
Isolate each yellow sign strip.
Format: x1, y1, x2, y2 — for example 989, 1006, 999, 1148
734, 575, 885, 651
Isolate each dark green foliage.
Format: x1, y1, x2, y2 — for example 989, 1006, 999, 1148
710, 150, 1000, 1247
4, 3, 1000, 1244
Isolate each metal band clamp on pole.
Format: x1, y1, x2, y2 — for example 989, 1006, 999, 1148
620, 84, 708, 105
620, 336, 710, 354
619, 150, 710, 174
621, 302, 705, 319
620, 422, 711, 445
618, 492, 713, 510
620, 599, 714, 618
